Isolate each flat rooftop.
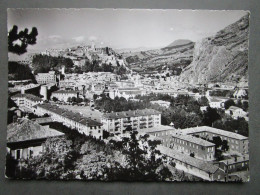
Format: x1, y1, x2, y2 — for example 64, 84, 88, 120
137, 125, 175, 134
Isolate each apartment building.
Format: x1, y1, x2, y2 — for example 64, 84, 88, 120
35, 71, 57, 84
50, 90, 79, 102
101, 109, 161, 135
11, 93, 43, 111
34, 103, 103, 139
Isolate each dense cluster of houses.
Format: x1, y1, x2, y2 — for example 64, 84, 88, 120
7, 64, 250, 182
7, 88, 249, 181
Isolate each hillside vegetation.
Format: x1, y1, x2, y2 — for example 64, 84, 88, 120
121, 40, 195, 73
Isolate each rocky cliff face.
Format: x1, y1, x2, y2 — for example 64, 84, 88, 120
179, 14, 249, 84
121, 40, 194, 73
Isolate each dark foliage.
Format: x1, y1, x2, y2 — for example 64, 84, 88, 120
202, 107, 221, 126
213, 117, 249, 137
106, 128, 174, 181
32, 54, 74, 74
8, 25, 38, 55
224, 99, 236, 110
8, 61, 35, 81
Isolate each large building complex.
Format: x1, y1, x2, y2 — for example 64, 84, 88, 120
34, 103, 103, 139
160, 133, 215, 161
181, 126, 249, 154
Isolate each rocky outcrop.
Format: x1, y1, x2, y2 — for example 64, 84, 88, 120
179, 14, 249, 84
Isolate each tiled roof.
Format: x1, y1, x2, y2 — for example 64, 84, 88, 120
7, 119, 64, 143
118, 88, 141, 91
157, 145, 219, 174
150, 100, 171, 104
52, 90, 79, 94
219, 155, 249, 165
228, 106, 243, 111
103, 109, 161, 119
32, 117, 53, 124
12, 93, 42, 102
181, 126, 248, 140
170, 133, 215, 147
37, 103, 102, 127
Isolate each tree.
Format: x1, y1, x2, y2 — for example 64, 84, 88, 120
12, 136, 78, 179
71, 96, 77, 103
224, 99, 236, 110
202, 107, 221, 126
93, 94, 98, 100
242, 101, 249, 112
52, 97, 58, 102
8, 61, 35, 80
212, 136, 222, 149
67, 97, 72, 103
198, 96, 209, 106
8, 25, 38, 55
107, 127, 173, 181
221, 140, 229, 151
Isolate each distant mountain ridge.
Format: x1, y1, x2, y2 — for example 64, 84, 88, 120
179, 13, 249, 84
121, 39, 195, 72
163, 39, 194, 50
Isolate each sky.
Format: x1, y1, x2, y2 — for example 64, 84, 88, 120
8, 9, 248, 60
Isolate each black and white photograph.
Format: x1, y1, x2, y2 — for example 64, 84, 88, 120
6, 8, 249, 182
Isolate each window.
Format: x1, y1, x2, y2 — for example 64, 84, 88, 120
16, 150, 21, 159
29, 149, 33, 157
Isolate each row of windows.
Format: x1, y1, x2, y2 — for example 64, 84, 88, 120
196, 132, 240, 145
231, 145, 239, 150
228, 163, 246, 169
174, 138, 199, 149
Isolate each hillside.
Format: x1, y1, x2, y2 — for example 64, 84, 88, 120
179, 14, 249, 84
121, 40, 195, 73
163, 39, 193, 50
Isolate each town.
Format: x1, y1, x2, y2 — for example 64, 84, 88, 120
7, 42, 249, 182
6, 10, 249, 182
